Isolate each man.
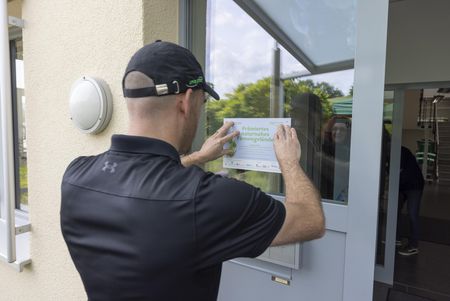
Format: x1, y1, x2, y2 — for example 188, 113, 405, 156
61, 41, 325, 301
397, 146, 424, 256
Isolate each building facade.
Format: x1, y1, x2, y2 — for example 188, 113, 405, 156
1, 0, 450, 300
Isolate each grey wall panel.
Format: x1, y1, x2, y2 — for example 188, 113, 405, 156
385, 0, 450, 85
218, 230, 345, 301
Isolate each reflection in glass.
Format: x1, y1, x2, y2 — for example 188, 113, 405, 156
253, 0, 356, 65
321, 116, 352, 201
205, 0, 354, 203
286, 87, 352, 203
290, 93, 323, 189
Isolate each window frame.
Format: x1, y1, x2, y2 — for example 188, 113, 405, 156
179, 0, 208, 154
186, 0, 305, 274
187, 0, 356, 275
0, 11, 30, 271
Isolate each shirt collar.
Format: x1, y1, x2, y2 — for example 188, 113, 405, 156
110, 134, 181, 163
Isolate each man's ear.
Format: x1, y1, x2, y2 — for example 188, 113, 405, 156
178, 88, 193, 119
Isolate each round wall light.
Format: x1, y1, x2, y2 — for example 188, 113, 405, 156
69, 76, 113, 134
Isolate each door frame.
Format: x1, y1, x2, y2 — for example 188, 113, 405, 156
343, 0, 390, 299
182, 0, 392, 300
375, 81, 450, 285
374, 89, 404, 284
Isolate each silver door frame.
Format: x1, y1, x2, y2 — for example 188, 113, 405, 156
343, 0, 390, 299
374, 89, 404, 284
375, 81, 450, 284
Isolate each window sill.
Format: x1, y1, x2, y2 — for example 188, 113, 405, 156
0, 209, 31, 272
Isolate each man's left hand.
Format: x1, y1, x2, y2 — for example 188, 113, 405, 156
198, 121, 240, 163
181, 121, 239, 167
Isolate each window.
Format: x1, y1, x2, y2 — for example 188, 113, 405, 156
10, 31, 28, 212
205, 0, 355, 203
0, 16, 30, 270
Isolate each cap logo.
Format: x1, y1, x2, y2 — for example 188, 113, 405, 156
186, 76, 204, 88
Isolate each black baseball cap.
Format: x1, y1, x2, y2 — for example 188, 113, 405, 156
122, 40, 220, 100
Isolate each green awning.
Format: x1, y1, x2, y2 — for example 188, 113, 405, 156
329, 96, 353, 116
328, 96, 393, 121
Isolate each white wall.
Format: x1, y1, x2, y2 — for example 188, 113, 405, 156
386, 0, 450, 165
385, 0, 450, 85
0, 1, 177, 300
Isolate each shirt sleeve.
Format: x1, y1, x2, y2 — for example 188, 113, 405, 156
194, 172, 286, 270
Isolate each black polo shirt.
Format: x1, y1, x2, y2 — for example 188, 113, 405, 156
61, 134, 285, 301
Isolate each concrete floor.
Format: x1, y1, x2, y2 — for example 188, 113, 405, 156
393, 241, 450, 301
374, 182, 450, 301
420, 182, 450, 221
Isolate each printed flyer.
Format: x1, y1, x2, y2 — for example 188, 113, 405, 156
223, 118, 291, 173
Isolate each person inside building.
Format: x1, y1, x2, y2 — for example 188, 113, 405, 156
60, 41, 325, 301
397, 145, 425, 256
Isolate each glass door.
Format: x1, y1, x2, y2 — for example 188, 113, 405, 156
375, 89, 404, 284
185, 0, 391, 300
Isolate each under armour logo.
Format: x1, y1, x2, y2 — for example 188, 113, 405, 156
102, 161, 117, 173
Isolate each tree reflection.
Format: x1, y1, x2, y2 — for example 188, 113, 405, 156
205, 77, 352, 202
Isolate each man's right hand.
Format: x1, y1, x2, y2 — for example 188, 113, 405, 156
271, 124, 325, 246
273, 125, 301, 171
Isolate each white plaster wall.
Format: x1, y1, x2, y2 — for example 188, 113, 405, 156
7, 0, 21, 18
385, 0, 450, 85
143, 0, 179, 45
0, 0, 177, 300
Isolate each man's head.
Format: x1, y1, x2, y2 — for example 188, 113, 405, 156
122, 40, 219, 100
122, 41, 219, 154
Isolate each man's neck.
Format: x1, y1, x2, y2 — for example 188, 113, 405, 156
127, 123, 181, 152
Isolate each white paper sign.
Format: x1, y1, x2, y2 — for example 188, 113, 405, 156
223, 118, 291, 173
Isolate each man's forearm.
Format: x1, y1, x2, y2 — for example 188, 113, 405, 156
282, 163, 325, 239
271, 125, 325, 246
283, 164, 320, 208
